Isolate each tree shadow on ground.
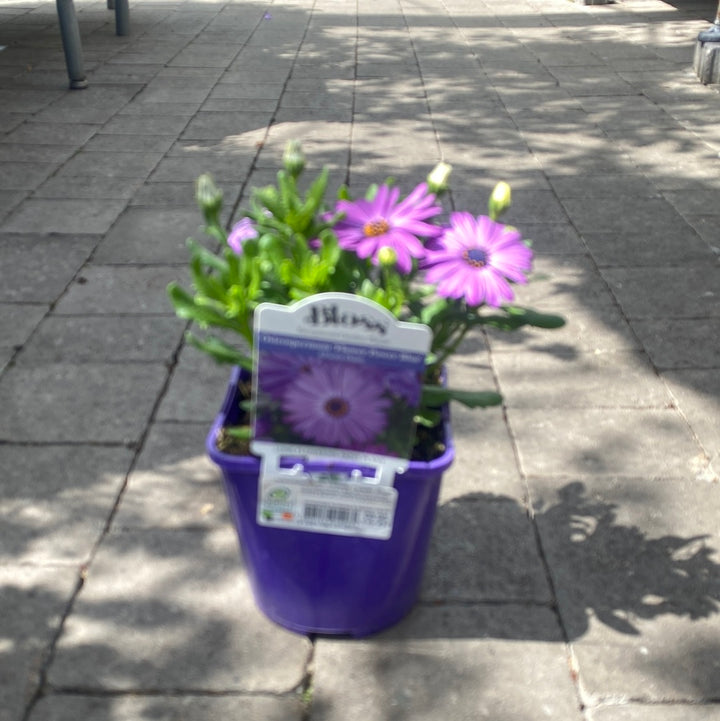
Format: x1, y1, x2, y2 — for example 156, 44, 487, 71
423, 482, 720, 642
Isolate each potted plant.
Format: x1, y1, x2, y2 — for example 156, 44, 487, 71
167, 142, 564, 636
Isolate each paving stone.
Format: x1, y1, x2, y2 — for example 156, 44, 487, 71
34, 174, 142, 200
149, 146, 256, 184
582, 229, 716, 267
511, 255, 621, 311
548, 174, 660, 200
32, 86, 142, 124
156, 350, 234, 423
488, 300, 641, 354
54, 150, 164, 180
509, 407, 708, 480
82, 133, 175, 153
423, 495, 551, 603
101, 114, 192, 136
54, 265, 188, 315
512, 222, 587, 255
589, 704, 720, 720
440, 401, 525, 500
112, 422, 229, 529
0, 234, 96, 303
493, 350, 674, 409
47, 527, 311, 692
0, 144, 75, 165
562, 196, 693, 235
19, 315, 185, 363
0, 565, 79, 721
180, 111, 274, 141
630, 318, 720, 369
93, 207, 205, 263
27, 693, 306, 721
0, 362, 168, 443
0, 303, 47, 349
313, 605, 583, 721
0, 189, 26, 218
0, 162, 57, 190
0, 444, 133, 563
1, 198, 128, 234
603, 265, 720, 319
531, 477, 720, 702
662, 369, 720, 470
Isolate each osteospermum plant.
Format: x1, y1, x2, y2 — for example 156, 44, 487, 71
168, 141, 565, 453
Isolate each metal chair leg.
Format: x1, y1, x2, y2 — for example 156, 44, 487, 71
56, 0, 88, 89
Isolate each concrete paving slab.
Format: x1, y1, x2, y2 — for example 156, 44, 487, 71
487, 302, 642, 354
0, 303, 47, 349
31, 86, 142, 124
662, 369, 720, 468
423, 494, 551, 603
529, 474, 720, 700
33, 175, 142, 201
589, 704, 720, 720
180, 111, 274, 142
562, 196, 694, 235
149, 146, 256, 184
92, 207, 205, 264
112, 422, 229, 530
54, 150, 164, 181
53, 265, 188, 315
0, 362, 168, 443
581, 229, 715, 267
27, 694, 306, 721
0, 162, 57, 191
547, 173, 662, 200
493, 349, 674, 409
156, 351, 233, 424
18, 315, 185, 364
602, 265, 720, 319
511, 254, 623, 311
1, 198, 128, 235
0, 234, 96, 303
47, 527, 311, 693
0, 444, 133, 564
630, 318, 720, 369
313, 605, 582, 721
0, 565, 79, 721
510, 407, 708, 479
0, 190, 26, 218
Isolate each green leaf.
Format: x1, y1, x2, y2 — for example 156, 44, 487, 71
185, 332, 252, 368
421, 385, 503, 409
414, 409, 442, 427
167, 283, 241, 330
224, 425, 252, 439
187, 239, 228, 274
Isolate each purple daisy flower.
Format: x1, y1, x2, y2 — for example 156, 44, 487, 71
333, 183, 442, 273
281, 363, 390, 449
383, 368, 423, 408
422, 212, 533, 307
257, 353, 315, 400
227, 217, 258, 255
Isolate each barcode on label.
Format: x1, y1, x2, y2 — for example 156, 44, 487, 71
303, 504, 390, 528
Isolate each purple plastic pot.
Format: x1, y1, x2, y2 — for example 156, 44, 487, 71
207, 366, 454, 637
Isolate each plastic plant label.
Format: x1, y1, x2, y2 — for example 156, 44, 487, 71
258, 470, 398, 539
251, 292, 431, 537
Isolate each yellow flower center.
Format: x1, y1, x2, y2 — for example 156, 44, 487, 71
363, 219, 390, 237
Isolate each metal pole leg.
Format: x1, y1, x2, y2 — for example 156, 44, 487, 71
56, 0, 88, 89
115, 0, 130, 36
694, 0, 720, 84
